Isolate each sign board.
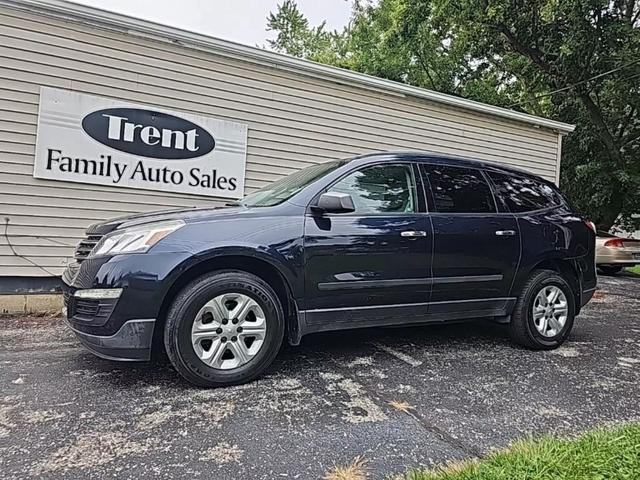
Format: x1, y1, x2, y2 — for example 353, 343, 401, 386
34, 87, 248, 199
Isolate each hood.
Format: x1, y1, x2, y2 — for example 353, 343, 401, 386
86, 205, 245, 236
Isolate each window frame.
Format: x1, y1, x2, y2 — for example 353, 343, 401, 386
419, 163, 500, 215
308, 160, 427, 216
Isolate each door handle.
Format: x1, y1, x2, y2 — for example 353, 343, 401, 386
495, 230, 516, 236
401, 230, 427, 238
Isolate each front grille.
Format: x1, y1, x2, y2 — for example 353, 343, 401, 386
74, 234, 103, 262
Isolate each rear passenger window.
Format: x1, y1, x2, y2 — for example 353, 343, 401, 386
488, 172, 561, 213
424, 165, 496, 213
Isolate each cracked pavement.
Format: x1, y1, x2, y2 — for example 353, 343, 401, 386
1, 274, 639, 479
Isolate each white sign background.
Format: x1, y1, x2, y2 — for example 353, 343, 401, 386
34, 87, 248, 199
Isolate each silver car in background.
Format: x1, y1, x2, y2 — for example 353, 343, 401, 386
596, 231, 640, 275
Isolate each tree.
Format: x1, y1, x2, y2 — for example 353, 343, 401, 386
266, 0, 313, 57
432, 0, 640, 231
266, 0, 342, 61
266, 0, 640, 231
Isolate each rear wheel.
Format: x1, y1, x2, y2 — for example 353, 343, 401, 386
509, 269, 575, 350
164, 270, 284, 387
598, 265, 623, 275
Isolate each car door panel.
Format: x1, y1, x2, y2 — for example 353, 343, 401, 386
421, 164, 521, 310
429, 213, 520, 301
304, 213, 432, 311
302, 162, 433, 326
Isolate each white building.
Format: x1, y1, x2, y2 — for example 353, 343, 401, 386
0, 0, 574, 293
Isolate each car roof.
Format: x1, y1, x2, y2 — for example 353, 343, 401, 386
349, 151, 546, 182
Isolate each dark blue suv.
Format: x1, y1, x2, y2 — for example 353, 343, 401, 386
62, 152, 597, 387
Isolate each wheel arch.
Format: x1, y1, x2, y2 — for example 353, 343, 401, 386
153, 251, 300, 353
514, 257, 582, 313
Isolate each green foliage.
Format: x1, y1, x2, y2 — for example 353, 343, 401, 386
403, 423, 640, 479
266, 0, 640, 230
266, 0, 343, 63
433, 0, 640, 230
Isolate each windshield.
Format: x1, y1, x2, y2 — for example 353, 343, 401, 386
241, 160, 347, 207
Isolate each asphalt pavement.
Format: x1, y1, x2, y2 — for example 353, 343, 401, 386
1, 274, 639, 479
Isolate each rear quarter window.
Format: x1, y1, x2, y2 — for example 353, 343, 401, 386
488, 171, 562, 213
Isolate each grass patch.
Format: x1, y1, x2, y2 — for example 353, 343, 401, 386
324, 456, 368, 480
626, 265, 640, 275
404, 423, 640, 480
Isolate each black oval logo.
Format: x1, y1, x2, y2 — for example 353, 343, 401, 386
82, 108, 215, 159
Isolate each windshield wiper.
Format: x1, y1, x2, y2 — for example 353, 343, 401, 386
224, 201, 244, 207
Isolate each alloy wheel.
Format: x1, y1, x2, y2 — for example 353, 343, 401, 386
532, 285, 568, 337
191, 293, 267, 369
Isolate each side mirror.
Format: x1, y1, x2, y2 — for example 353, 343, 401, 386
312, 192, 355, 213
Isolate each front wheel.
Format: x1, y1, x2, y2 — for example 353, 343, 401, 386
509, 269, 575, 350
164, 270, 285, 387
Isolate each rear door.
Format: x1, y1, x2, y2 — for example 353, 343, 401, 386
420, 164, 520, 316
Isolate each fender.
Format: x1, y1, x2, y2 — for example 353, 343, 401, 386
511, 249, 583, 308
155, 245, 304, 346
163, 245, 302, 296
512, 210, 588, 296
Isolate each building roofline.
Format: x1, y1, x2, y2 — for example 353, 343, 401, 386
1, 0, 575, 134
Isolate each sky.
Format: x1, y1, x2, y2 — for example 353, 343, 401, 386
70, 0, 353, 48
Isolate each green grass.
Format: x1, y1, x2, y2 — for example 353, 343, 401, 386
626, 265, 640, 275
404, 423, 640, 480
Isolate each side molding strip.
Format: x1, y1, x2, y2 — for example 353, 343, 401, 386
304, 297, 514, 314
318, 278, 427, 291
318, 274, 503, 291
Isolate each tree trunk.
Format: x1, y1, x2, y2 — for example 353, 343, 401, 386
596, 185, 625, 231
576, 92, 625, 166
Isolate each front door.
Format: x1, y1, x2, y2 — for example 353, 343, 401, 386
420, 164, 520, 316
302, 163, 432, 328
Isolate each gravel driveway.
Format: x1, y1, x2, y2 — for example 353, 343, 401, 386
1, 274, 639, 479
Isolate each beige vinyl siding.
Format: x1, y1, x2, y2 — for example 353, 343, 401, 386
0, 6, 562, 277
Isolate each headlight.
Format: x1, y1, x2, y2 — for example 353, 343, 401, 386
90, 220, 185, 257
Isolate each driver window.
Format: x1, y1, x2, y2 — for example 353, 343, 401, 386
329, 164, 417, 214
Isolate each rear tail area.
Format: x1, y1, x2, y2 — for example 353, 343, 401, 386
579, 219, 598, 306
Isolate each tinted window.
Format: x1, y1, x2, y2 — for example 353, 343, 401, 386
425, 165, 496, 213
488, 172, 561, 213
329, 164, 417, 214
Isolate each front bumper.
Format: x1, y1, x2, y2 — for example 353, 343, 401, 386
67, 318, 155, 361
63, 281, 156, 361
61, 251, 190, 361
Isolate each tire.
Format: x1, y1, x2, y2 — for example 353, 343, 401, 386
509, 269, 576, 350
164, 270, 285, 387
598, 265, 623, 275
